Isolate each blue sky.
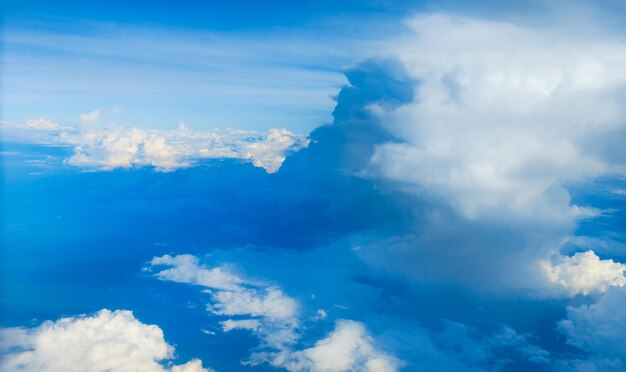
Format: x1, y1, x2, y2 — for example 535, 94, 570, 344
2, 1, 626, 372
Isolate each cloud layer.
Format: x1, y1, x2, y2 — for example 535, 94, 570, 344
7, 120, 308, 173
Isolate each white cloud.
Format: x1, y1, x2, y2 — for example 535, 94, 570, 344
148, 254, 300, 351
209, 288, 298, 320
542, 250, 626, 296
148, 254, 400, 370
558, 286, 626, 366
25, 117, 59, 130
79, 109, 101, 124
170, 360, 210, 372
8, 115, 308, 173
0, 309, 211, 372
268, 320, 398, 372
221, 319, 260, 332
55, 125, 307, 173
366, 14, 626, 222
349, 14, 626, 294
150, 254, 243, 291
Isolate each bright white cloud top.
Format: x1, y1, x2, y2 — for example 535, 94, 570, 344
5, 120, 308, 173
270, 320, 399, 372
352, 14, 626, 295
543, 251, 626, 296
368, 14, 626, 221
0, 309, 211, 372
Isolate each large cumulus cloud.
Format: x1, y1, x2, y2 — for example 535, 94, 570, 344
304, 14, 626, 295
0, 309, 210, 372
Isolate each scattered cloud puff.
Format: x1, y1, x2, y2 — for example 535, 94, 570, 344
148, 254, 300, 351
12, 120, 308, 173
0, 309, 211, 372
266, 320, 399, 372
558, 286, 626, 368
25, 117, 59, 130
150, 254, 243, 291
542, 250, 626, 296
79, 109, 100, 124
221, 319, 261, 332
366, 14, 626, 222
147, 254, 398, 370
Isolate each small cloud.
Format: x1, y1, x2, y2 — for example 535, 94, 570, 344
312, 309, 328, 320
542, 250, 626, 296
79, 109, 100, 124
25, 117, 58, 130
221, 319, 261, 332
266, 320, 399, 372
148, 254, 300, 351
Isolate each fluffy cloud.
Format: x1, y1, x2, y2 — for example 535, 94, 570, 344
0, 309, 210, 372
79, 109, 100, 124
264, 320, 398, 372
148, 254, 399, 370
558, 286, 626, 367
542, 250, 626, 296
7, 117, 307, 173
209, 288, 298, 320
316, 14, 626, 294
366, 14, 626, 221
59, 125, 307, 173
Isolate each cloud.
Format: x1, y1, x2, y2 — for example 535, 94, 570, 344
542, 250, 626, 296
0, 309, 211, 372
293, 14, 626, 294
148, 254, 300, 351
11, 123, 308, 173
209, 287, 298, 320
221, 319, 260, 332
63, 126, 308, 172
150, 254, 243, 291
79, 109, 100, 124
366, 14, 626, 222
263, 320, 399, 372
25, 117, 59, 130
147, 253, 402, 370
558, 286, 626, 367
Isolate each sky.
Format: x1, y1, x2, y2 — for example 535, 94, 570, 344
2, 1, 626, 371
